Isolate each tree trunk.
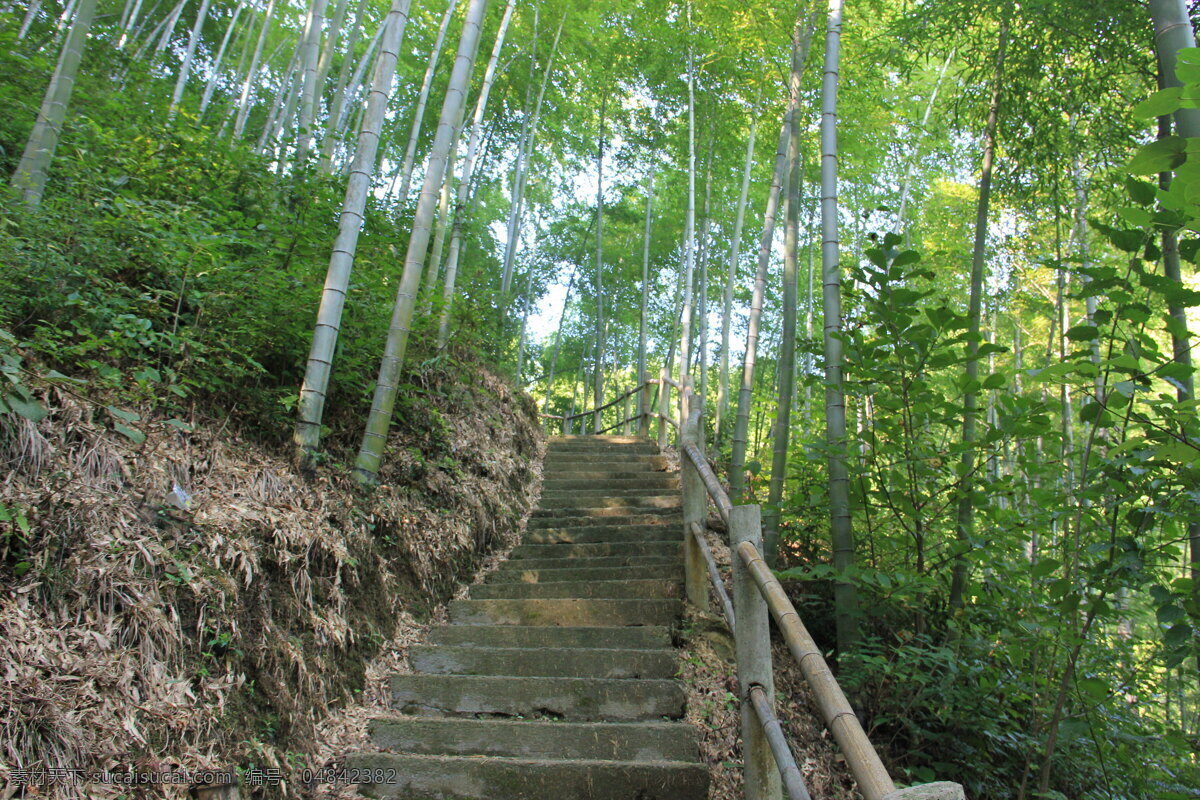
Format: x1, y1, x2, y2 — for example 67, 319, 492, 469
317, 0, 367, 169
544, 268, 577, 413
316, 0, 349, 94
168, 0, 212, 116
1149, 1, 1200, 676
678, 25, 696, 421
730, 115, 791, 499
10, 0, 97, 208
697, 136, 714, 410
328, 16, 384, 152
295, 0, 329, 165
255, 40, 301, 152
199, 1, 245, 116
421, 137, 458, 313
764, 21, 804, 566
896, 49, 954, 233
516, 251, 536, 380
716, 118, 756, 444
436, 0, 517, 346
949, 12, 1008, 610
391, 0, 459, 202
820, 0, 859, 652
592, 90, 608, 434
638, 169, 655, 436
232, 0, 277, 139
293, 0, 413, 464
354, 0, 489, 482
17, 0, 41, 39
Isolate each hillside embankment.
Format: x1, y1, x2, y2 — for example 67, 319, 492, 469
0, 362, 542, 799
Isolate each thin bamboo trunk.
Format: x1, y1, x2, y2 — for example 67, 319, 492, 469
169, 0, 212, 116
820, 0, 858, 652
331, 17, 384, 143
255, 40, 300, 152
592, 91, 607, 434
295, 0, 329, 165
638, 170, 655, 436
354, 0, 489, 482
436, 0, 516, 345
697, 137, 713, 410
233, 0, 277, 139
199, 2, 244, 116
896, 49, 954, 233
293, 0, 413, 463
17, 0, 40, 38
500, 12, 541, 300
1150, 0, 1200, 679
316, 0, 367, 168
543, 269, 577, 412
679, 20, 696, 421
764, 24, 804, 565
731, 115, 791, 500
949, 12, 1008, 610
421, 138, 458, 313
391, 0, 459, 202
316, 0, 348, 93
516, 253, 536, 379
716, 119, 756, 444
10, 0, 97, 208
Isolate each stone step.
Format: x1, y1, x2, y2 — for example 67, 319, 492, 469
541, 484, 680, 495
409, 645, 677, 678
523, 525, 684, 544
528, 512, 682, 530
349, 753, 708, 800
498, 554, 679, 571
545, 454, 668, 467
544, 462, 667, 474
488, 564, 682, 583
366, 717, 701, 762
471, 579, 679, 600
550, 435, 655, 444
543, 469, 674, 482
535, 496, 681, 513
530, 505, 681, 521
547, 443, 661, 455
510, 541, 681, 560
448, 597, 682, 627
542, 476, 680, 491
388, 674, 686, 720
428, 624, 672, 650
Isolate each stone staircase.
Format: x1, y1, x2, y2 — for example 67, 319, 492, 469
348, 434, 710, 799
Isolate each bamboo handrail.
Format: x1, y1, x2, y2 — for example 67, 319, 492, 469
596, 413, 647, 435
559, 380, 658, 423
689, 522, 735, 629
737, 540, 896, 800
682, 441, 732, 524
748, 684, 812, 800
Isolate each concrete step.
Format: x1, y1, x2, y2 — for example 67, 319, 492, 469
428, 624, 672, 650
542, 462, 667, 474
448, 597, 682, 627
497, 554, 680, 570
510, 541, 681, 560
547, 442, 661, 455
542, 476, 680, 491
537, 494, 681, 513
545, 454, 668, 467
550, 435, 655, 444
366, 717, 701, 761
523, 524, 683, 544
409, 645, 677, 678
389, 674, 685, 720
471, 579, 679, 600
528, 512, 682, 529
542, 470, 677, 482
488, 564, 683, 583
530, 505, 681, 521
349, 753, 708, 800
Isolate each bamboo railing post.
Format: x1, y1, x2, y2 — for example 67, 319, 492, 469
681, 398, 709, 612
658, 367, 670, 448
639, 380, 651, 437
730, 504, 781, 800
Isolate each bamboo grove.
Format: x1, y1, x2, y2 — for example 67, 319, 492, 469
2, 0, 1199, 795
